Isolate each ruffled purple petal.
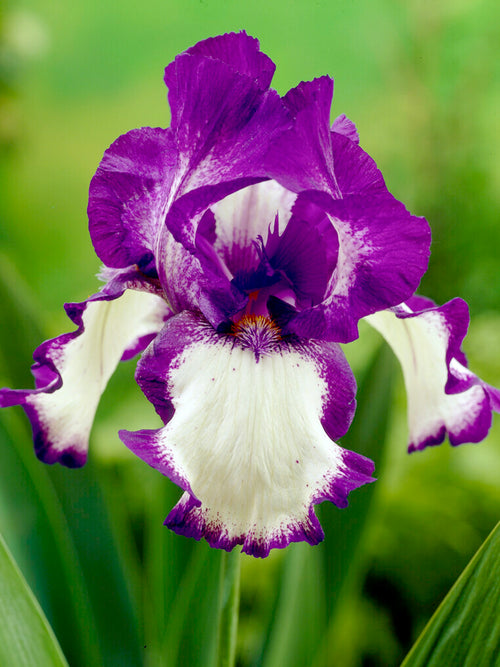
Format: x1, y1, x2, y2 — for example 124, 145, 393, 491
366, 297, 500, 451
88, 127, 178, 269
0, 271, 171, 467
162, 33, 290, 246
284, 191, 431, 343
145, 38, 291, 315
89, 33, 291, 284
329, 130, 387, 196
120, 311, 374, 557
332, 113, 359, 144
167, 31, 276, 90
265, 78, 385, 201
264, 77, 342, 197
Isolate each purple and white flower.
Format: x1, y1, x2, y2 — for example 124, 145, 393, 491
1, 32, 498, 557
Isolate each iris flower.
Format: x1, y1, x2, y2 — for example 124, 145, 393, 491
1, 33, 498, 557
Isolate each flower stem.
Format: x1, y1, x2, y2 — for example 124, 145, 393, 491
216, 549, 241, 667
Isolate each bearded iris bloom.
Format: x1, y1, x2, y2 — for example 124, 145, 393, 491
1, 33, 498, 557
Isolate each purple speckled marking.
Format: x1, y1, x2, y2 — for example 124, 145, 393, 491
164, 491, 326, 559
312, 448, 376, 508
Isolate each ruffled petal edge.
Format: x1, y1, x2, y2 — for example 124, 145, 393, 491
0, 270, 171, 466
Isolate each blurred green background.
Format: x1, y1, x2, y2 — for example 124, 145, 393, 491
0, 0, 499, 666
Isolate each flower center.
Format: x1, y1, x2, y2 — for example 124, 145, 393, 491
230, 314, 282, 359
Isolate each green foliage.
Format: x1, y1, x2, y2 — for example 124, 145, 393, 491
0, 531, 68, 667
402, 522, 500, 667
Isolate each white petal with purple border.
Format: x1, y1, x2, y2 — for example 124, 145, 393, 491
1, 289, 169, 466
122, 312, 374, 557
366, 302, 496, 451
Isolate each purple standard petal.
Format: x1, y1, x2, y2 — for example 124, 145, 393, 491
164, 33, 287, 184
265, 78, 385, 200
332, 113, 359, 144
160, 65, 406, 330
264, 77, 342, 197
175, 31, 276, 90
155, 38, 292, 312
90, 33, 290, 279
88, 127, 178, 269
120, 311, 374, 557
366, 297, 500, 452
161, 34, 291, 246
284, 190, 431, 343
0, 272, 171, 467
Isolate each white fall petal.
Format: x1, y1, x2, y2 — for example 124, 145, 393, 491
122, 313, 374, 556
366, 304, 492, 451
25, 289, 168, 463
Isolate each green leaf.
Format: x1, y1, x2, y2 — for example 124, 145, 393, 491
261, 544, 326, 667
216, 549, 241, 667
0, 531, 68, 667
160, 540, 222, 667
0, 409, 103, 667
48, 462, 144, 667
401, 521, 500, 667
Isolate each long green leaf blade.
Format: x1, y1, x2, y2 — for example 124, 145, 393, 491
160, 540, 222, 667
49, 463, 143, 667
0, 532, 68, 667
0, 405, 103, 667
261, 544, 326, 667
401, 521, 500, 667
